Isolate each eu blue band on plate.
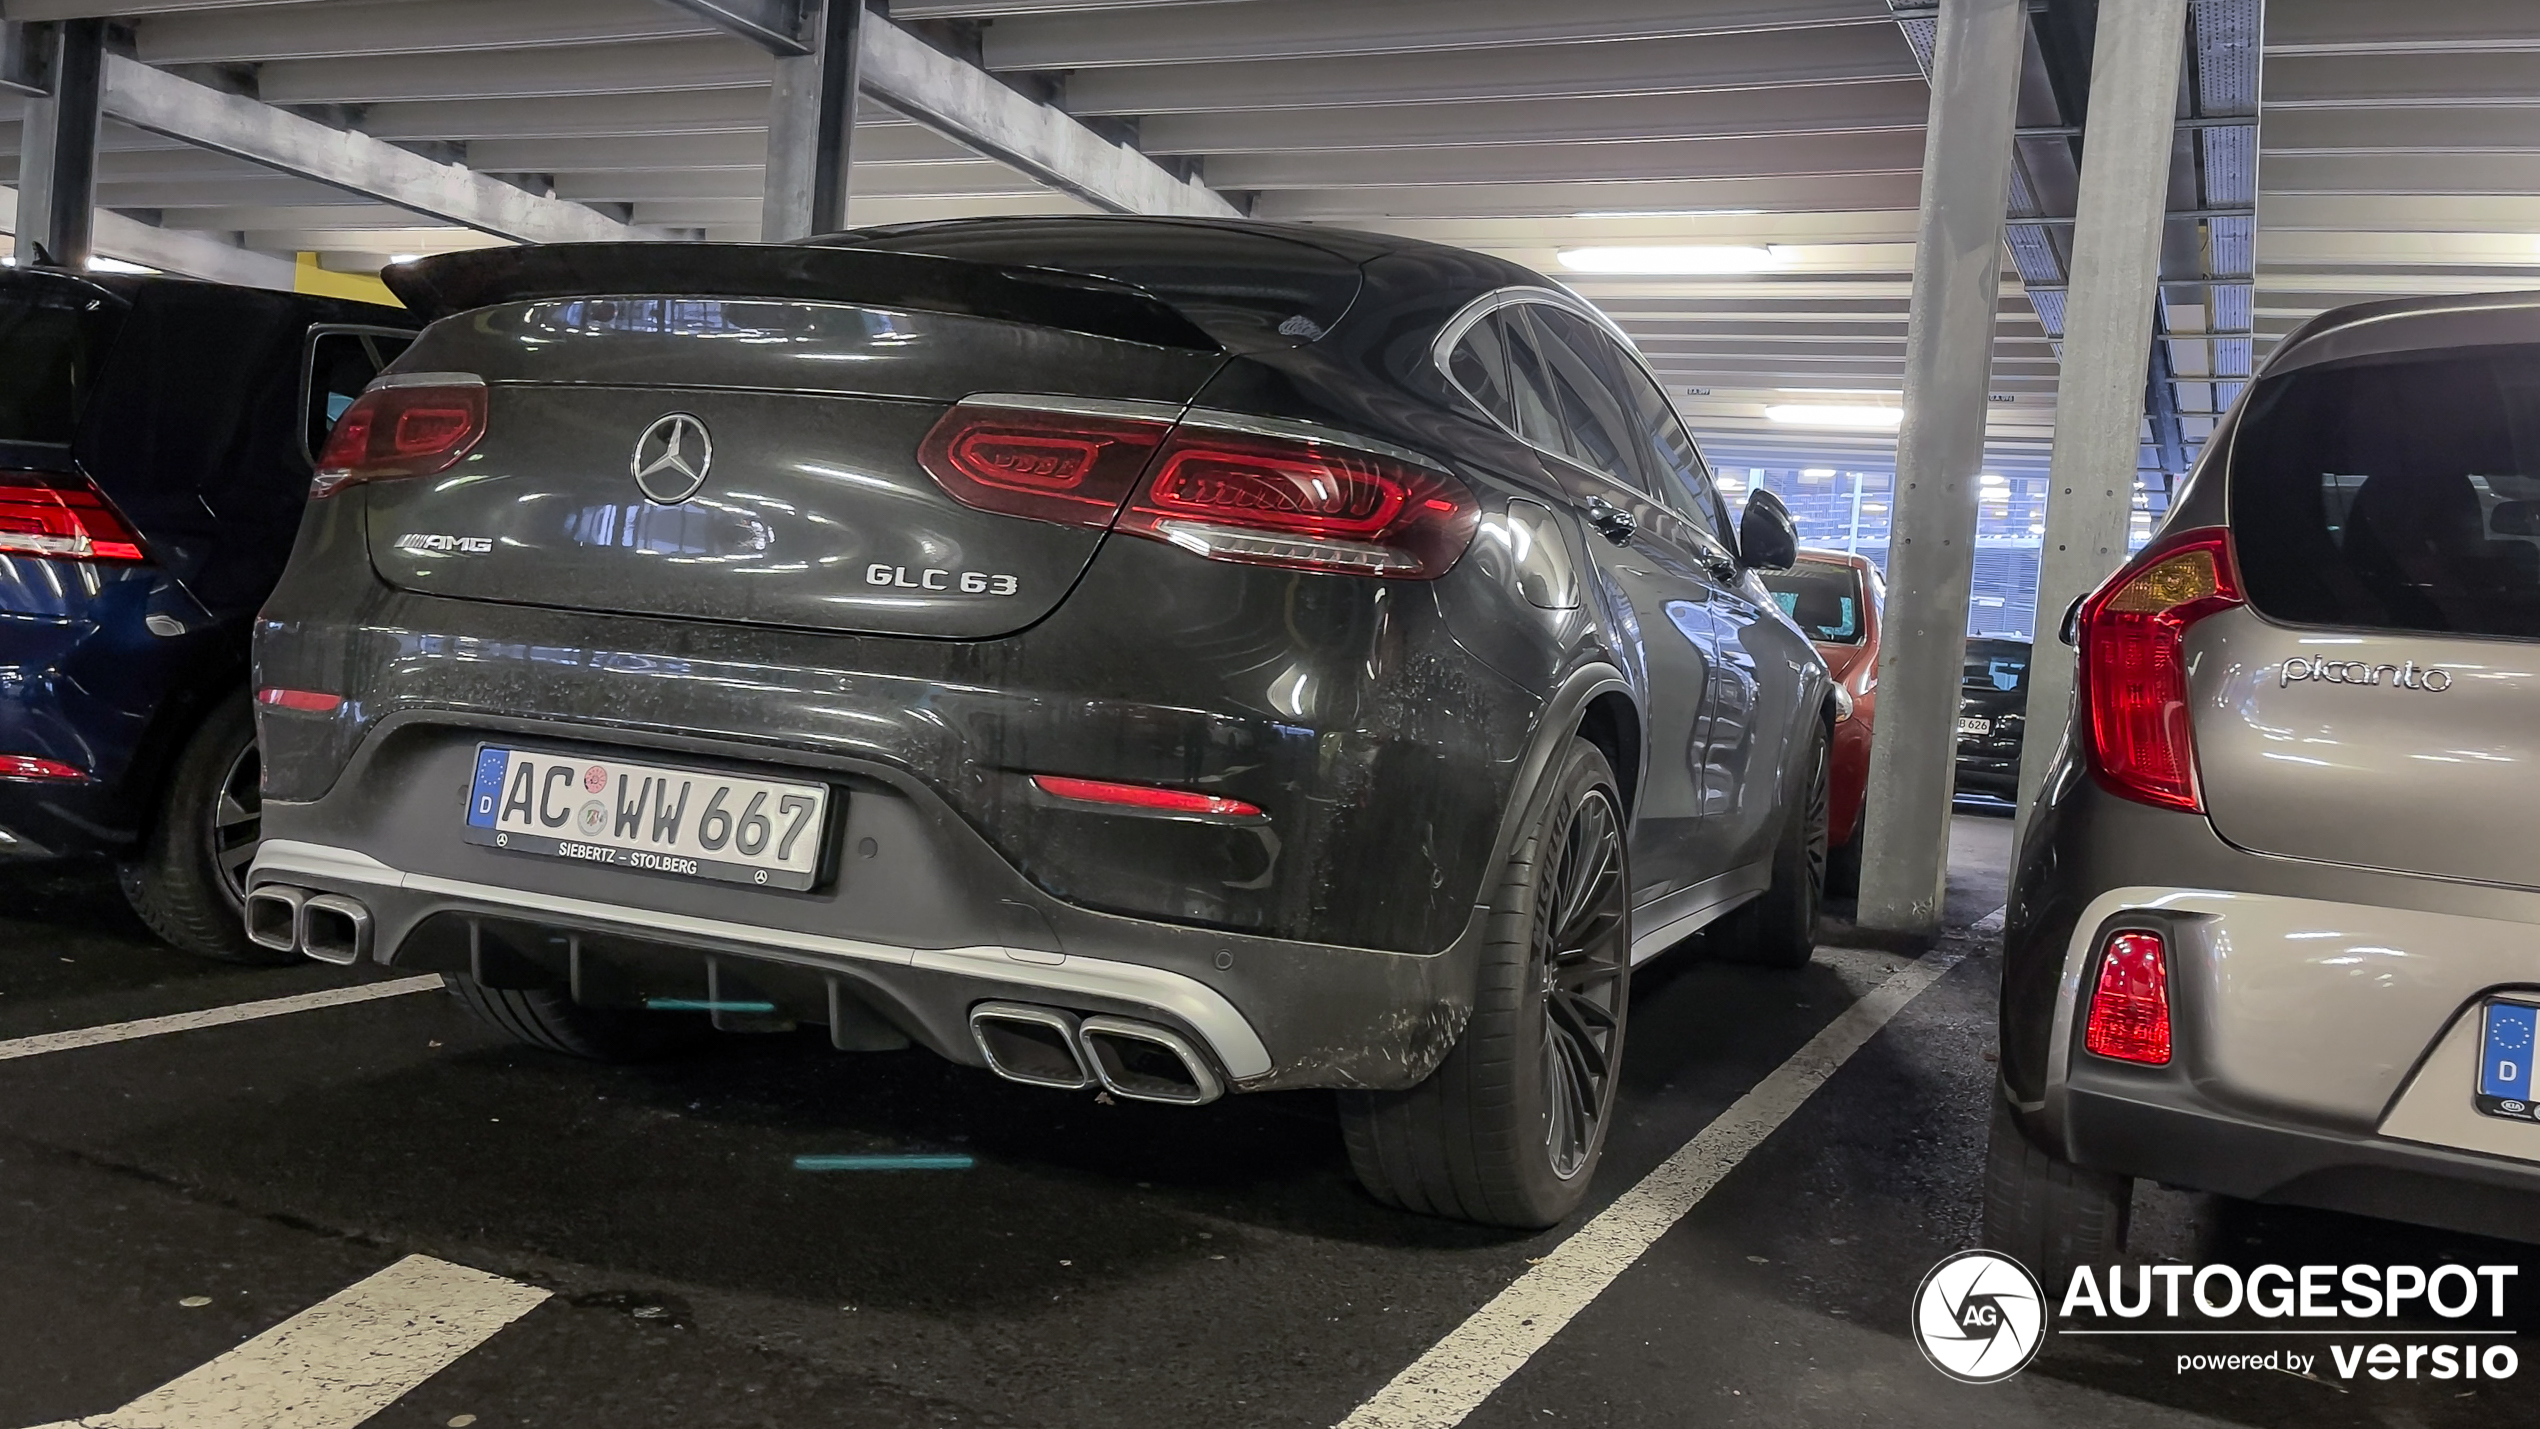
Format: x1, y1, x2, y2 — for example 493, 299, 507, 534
2478, 1001, 2536, 1102
468, 747, 509, 828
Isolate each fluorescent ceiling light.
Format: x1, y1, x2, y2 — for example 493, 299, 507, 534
1763, 404, 1903, 429
1571, 208, 1767, 219
389, 253, 422, 265
1558, 245, 1782, 275
1801, 467, 1837, 478
1861, 503, 1889, 512
1979, 473, 2006, 485
85, 256, 156, 274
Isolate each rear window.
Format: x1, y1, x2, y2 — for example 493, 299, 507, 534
1965, 642, 2029, 693
1762, 560, 1866, 643
0, 288, 123, 444
814, 219, 1363, 353
2233, 344, 2540, 638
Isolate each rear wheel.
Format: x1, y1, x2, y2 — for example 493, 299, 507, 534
1982, 1090, 2131, 1290
443, 977, 707, 1062
1711, 722, 1829, 968
1338, 738, 1631, 1228
119, 694, 283, 963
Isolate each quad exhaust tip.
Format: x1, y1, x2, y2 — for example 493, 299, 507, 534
968, 1002, 1224, 1105
242, 884, 374, 965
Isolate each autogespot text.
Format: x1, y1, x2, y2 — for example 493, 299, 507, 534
2058, 1262, 2521, 1382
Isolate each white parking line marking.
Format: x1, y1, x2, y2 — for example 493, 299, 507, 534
1336, 942, 1972, 1429
25, 1255, 550, 1429
0, 977, 444, 1063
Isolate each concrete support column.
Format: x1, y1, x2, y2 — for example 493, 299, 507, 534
1855, 0, 2029, 936
761, 0, 863, 242
15, 19, 102, 268
2012, 0, 2191, 846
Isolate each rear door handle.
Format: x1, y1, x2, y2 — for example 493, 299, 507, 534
1587, 499, 1637, 545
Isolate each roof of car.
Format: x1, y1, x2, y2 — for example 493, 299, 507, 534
2263, 288, 2540, 380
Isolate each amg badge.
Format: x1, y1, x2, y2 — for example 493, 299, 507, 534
392, 533, 492, 554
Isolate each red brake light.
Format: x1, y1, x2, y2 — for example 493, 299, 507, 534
1029, 773, 1262, 818
0, 476, 145, 562
916, 402, 1172, 528
313, 382, 488, 498
1118, 427, 1477, 579
2076, 526, 2242, 812
257, 687, 344, 713
0, 754, 85, 781
2083, 930, 2172, 1064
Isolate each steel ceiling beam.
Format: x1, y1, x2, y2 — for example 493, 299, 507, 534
656, 0, 814, 57
96, 53, 642, 243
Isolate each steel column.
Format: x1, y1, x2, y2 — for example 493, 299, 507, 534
18, 18, 100, 268
2012, 0, 2191, 846
761, 0, 861, 241
1854, 0, 2027, 935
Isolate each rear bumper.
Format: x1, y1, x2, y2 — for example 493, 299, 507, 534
249, 709, 1490, 1093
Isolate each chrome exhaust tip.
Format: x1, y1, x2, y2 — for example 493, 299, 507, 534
298, 892, 373, 966
969, 1002, 1094, 1090
244, 884, 306, 954
1078, 1016, 1223, 1105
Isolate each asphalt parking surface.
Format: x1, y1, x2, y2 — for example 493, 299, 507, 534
5, 809, 2536, 1428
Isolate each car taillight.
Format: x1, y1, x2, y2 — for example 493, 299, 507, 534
2076, 526, 2242, 812
0, 475, 145, 562
0, 754, 85, 781
312, 381, 488, 498
1118, 427, 1477, 579
916, 402, 1173, 528
1029, 773, 1262, 818
2083, 930, 2172, 1064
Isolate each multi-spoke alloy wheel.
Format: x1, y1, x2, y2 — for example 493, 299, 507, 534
1339, 736, 1633, 1228
211, 740, 262, 908
1537, 783, 1628, 1180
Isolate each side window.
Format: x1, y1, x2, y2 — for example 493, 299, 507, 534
1596, 326, 1737, 551
1528, 306, 1650, 493
1445, 317, 1518, 429
1495, 309, 1569, 456
303, 328, 413, 463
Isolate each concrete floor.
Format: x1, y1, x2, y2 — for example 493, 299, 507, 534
0, 810, 2530, 1428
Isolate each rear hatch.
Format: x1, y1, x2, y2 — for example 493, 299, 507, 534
1960, 639, 2028, 753
357, 242, 1345, 640
2193, 336, 2540, 887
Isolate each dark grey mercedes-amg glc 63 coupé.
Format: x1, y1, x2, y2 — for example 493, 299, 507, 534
245, 217, 1833, 1226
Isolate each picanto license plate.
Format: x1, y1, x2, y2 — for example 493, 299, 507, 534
2474, 999, 2540, 1121
1958, 716, 1992, 737
463, 746, 829, 890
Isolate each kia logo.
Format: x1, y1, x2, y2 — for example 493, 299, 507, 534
631, 412, 713, 504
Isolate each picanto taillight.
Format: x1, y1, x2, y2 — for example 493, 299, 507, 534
312, 381, 488, 498
2083, 930, 2173, 1065
2076, 526, 2242, 812
916, 402, 1172, 528
0, 475, 145, 562
1119, 427, 1477, 579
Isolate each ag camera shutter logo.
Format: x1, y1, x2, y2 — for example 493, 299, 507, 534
1913, 1250, 2046, 1383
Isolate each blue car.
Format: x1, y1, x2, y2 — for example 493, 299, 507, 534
0, 268, 412, 957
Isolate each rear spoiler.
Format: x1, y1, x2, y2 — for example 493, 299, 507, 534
380, 243, 1223, 352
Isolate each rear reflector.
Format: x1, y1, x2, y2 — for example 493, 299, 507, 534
257, 687, 345, 713
0, 754, 84, 781
1120, 427, 1477, 579
1029, 774, 1262, 818
312, 380, 488, 498
2077, 526, 2242, 812
2083, 930, 2172, 1065
917, 402, 1173, 528
0, 476, 145, 562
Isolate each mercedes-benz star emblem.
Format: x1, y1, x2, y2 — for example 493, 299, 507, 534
631, 412, 713, 504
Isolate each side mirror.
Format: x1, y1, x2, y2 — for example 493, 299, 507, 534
1738, 487, 1798, 572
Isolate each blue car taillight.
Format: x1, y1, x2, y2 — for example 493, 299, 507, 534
0, 474, 145, 562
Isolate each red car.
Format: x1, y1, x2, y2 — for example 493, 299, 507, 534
1760, 550, 1882, 892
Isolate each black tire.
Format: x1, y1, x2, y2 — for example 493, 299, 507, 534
1337, 738, 1632, 1229
443, 976, 707, 1062
1710, 721, 1829, 968
1981, 1090, 2131, 1290
118, 693, 285, 963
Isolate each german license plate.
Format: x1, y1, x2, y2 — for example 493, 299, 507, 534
2474, 1000, 2540, 1121
463, 746, 828, 890
1958, 716, 1992, 737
